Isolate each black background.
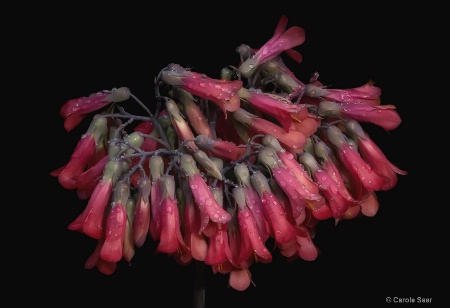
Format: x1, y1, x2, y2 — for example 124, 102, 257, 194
31, 2, 439, 306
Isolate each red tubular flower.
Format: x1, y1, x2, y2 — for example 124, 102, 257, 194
161, 64, 243, 115
234, 163, 271, 242
132, 177, 151, 247
68, 160, 121, 239
239, 88, 307, 132
205, 188, 229, 266
261, 135, 330, 220
195, 135, 246, 162
180, 154, 231, 232
173, 87, 214, 139
295, 226, 319, 261
52, 116, 108, 190
344, 119, 407, 190
299, 152, 358, 219
250, 171, 297, 248
123, 199, 136, 263
233, 187, 272, 263
60, 87, 130, 132
326, 125, 388, 192
76, 155, 109, 200
166, 99, 198, 152
258, 147, 323, 221
319, 100, 402, 131
100, 182, 129, 263
238, 15, 305, 78
156, 175, 187, 254
182, 182, 208, 261
232, 108, 306, 152
304, 82, 382, 106
149, 156, 164, 241
84, 238, 117, 275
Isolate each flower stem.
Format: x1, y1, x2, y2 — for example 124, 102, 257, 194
193, 260, 205, 308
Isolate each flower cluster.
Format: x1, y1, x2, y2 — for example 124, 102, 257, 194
52, 15, 406, 291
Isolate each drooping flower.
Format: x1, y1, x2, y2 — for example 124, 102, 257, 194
84, 238, 117, 275
180, 154, 231, 232
165, 99, 198, 152
232, 108, 306, 152
318, 100, 402, 131
238, 15, 305, 78
238, 88, 307, 132
149, 156, 164, 241
233, 186, 272, 263
68, 160, 121, 239
195, 135, 246, 162
156, 175, 188, 254
161, 64, 243, 115
132, 177, 151, 247
326, 125, 388, 192
123, 198, 136, 263
303, 81, 382, 106
234, 163, 271, 242
344, 119, 407, 190
60, 87, 130, 132
299, 152, 358, 218
172, 87, 214, 139
258, 147, 323, 221
100, 181, 129, 263
51, 116, 108, 190
250, 171, 297, 249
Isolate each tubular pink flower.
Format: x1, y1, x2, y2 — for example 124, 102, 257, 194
174, 87, 214, 139
132, 177, 151, 247
258, 147, 322, 220
180, 155, 231, 231
345, 120, 407, 190
149, 156, 164, 241
161, 64, 242, 115
304, 82, 381, 106
195, 135, 246, 162
76, 155, 109, 200
234, 187, 272, 263
327, 125, 388, 192
84, 238, 117, 275
240, 88, 306, 132
295, 226, 319, 261
239, 15, 305, 78
232, 108, 306, 152
68, 160, 120, 239
165, 99, 198, 151
156, 175, 187, 254
319, 100, 402, 131
100, 182, 130, 262
182, 183, 207, 261
60, 87, 130, 132
123, 199, 136, 263
234, 163, 271, 242
299, 152, 358, 218
250, 171, 297, 247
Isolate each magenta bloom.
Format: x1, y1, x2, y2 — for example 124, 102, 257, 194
132, 177, 151, 247
234, 187, 272, 263
149, 156, 164, 241
68, 161, 121, 239
240, 88, 307, 132
250, 171, 297, 248
232, 108, 306, 152
195, 135, 246, 161
345, 120, 407, 190
239, 15, 305, 77
60, 87, 130, 132
180, 155, 231, 232
161, 64, 242, 114
319, 100, 402, 131
84, 238, 117, 275
304, 82, 382, 106
327, 125, 388, 192
76, 155, 109, 199
156, 175, 187, 254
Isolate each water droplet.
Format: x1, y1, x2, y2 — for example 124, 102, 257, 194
199, 82, 206, 87
190, 184, 198, 190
